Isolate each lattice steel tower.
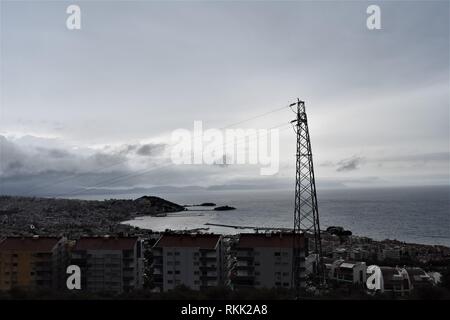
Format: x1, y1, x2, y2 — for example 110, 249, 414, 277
291, 99, 324, 294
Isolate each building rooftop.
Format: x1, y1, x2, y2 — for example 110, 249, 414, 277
236, 233, 305, 248
340, 262, 356, 269
0, 236, 62, 252
74, 237, 138, 251
154, 233, 221, 249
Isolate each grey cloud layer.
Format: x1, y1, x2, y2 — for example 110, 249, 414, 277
0, 1, 448, 194
0, 135, 165, 179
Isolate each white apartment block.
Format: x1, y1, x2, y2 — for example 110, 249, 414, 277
327, 259, 367, 285
230, 233, 306, 290
152, 233, 223, 292
70, 237, 144, 293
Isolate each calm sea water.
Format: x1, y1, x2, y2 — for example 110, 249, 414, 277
83, 186, 450, 247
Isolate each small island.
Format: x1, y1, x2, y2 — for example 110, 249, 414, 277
214, 205, 236, 211
199, 202, 216, 207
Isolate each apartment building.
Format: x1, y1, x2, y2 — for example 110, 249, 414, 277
70, 236, 144, 293
152, 233, 223, 292
229, 233, 307, 290
327, 259, 367, 285
0, 236, 67, 291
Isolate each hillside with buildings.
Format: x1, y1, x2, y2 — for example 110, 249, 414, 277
0, 195, 185, 237
0, 196, 449, 299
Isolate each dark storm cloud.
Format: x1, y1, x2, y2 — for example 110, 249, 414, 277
85, 152, 127, 169
136, 143, 165, 156
0, 136, 174, 195
336, 156, 364, 172
324, 152, 449, 173
0, 135, 134, 178
110, 143, 166, 157
44, 148, 71, 159
319, 156, 365, 172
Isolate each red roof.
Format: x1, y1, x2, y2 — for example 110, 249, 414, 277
0, 237, 61, 252
154, 234, 221, 249
236, 233, 305, 248
74, 237, 138, 251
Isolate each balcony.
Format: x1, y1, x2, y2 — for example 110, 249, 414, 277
206, 271, 217, 277
235, 270, 253, 277
237, 260, 249, 266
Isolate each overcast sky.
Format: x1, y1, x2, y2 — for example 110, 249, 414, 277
0, 0, 449, 196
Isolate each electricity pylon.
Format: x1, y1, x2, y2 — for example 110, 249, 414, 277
291, 99, 324, 295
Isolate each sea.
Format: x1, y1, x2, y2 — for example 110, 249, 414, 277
78, 185, 450, 247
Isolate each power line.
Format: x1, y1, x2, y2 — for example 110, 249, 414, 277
55, 121, 292, 198
26, 104, 291, 196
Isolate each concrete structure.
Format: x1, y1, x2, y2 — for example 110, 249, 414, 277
327, 259, 367, 285
152, 233, 224, 292
0, 236, 67, 291
230, 233, 306, 290
70, 236, 144, 293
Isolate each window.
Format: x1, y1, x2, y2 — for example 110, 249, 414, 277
167, 280, 173, 284
175, 270, 180, 275
167, 271, 173, 274
274, 252, 281, 257
283, 272, 289, 277
174, 252, 180, 256
167, 252, 173, 256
